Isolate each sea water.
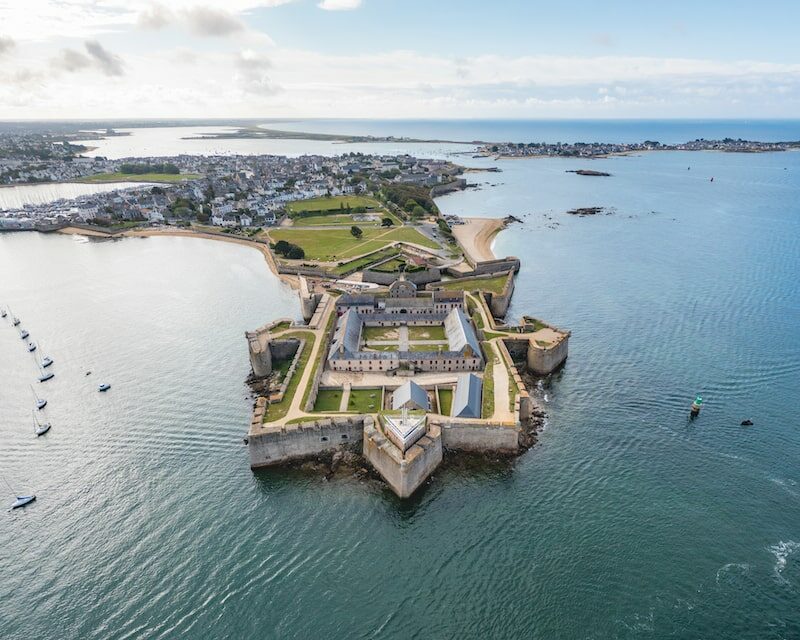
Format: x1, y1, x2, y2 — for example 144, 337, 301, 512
1, 122, 799, 638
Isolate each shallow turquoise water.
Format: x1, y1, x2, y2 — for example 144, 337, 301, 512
1, 148, 800, 638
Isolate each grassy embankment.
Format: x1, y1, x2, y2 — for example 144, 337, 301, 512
262, 331, 315, 423
437, 274, 509, 295
81, 172, 201, 183
331, 247, 400, 276
270, 226, 439, 261
482, 343, 496, 419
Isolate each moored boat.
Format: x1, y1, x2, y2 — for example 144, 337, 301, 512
11, 495, 36, 509
31, 385, 47, 410
33, 411, 51, 437
98, 383, 111, 392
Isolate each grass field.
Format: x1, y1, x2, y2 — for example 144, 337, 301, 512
437, 273, 510, 295
263, 331, 315, 423
270, 226, 440, 261
347, 388, 382, 413
407, 325, 446, 341
287, 195, 381, 213
291, 214, 372, 227
438, 388, 453, 416
313, 389, 343, 412
81, 172, 201, 183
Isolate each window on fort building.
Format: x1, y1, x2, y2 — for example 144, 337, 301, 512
341, 434, 348, 440
320, 436, 329, 442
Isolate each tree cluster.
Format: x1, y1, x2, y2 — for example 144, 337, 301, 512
273, 239, 305, 260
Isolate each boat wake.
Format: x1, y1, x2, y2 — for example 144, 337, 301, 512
768, 540, 800, 584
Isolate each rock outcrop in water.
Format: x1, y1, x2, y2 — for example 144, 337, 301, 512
566, 169, 612, 176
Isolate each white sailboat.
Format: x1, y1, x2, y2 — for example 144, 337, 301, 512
19, 328, 29, 340
28, 341, 37, 352
33, 411, 51, 437
4, 477, 35, 510
31, 385, 47, 410
0, 307, 6, 318
38, 362, 54, 382
40, 340, 53, 368
9, 306, 20, 326
98, 383, 111, 392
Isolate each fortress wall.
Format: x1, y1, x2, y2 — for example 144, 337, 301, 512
362, 268, 442, 286
528, 335, 569, 375
269, 339, 306, 403
269, 338, 300, 362
486, 270, 516, 318
444, 257, 520, 279
248, 416, 367, 468
363, 421, 443, 498
436, 418, 519, 452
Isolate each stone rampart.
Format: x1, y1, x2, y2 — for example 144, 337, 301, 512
435, 418, 519, 452
248, 415, 368, 468
363, 421, 442, 498
361, 268, 441, 286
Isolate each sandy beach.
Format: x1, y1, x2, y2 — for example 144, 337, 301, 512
452, 217, 505, 263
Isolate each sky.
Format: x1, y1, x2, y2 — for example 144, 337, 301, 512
1, 0, 800, 120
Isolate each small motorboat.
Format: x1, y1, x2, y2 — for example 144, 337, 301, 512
33, 411, 51, 437
98, 383, 111, 392
20, 329, 29, 340
11, 495, 36, 509
31, 385, 46, 410
10, 308, 20, 326
28, 341, 37, 352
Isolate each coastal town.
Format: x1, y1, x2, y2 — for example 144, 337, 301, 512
478, 137, 800, 158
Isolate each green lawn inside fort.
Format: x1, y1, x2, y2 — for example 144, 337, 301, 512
286, 195, 382, 213
347, 388, 382, 413
269, 226, 440, 261
437, 388, 453, 416
312, 389, 343, 412
80, 172, 201, 183
362, 325, 398, 341
407, 325, 447, 341
437, 274, 509, 295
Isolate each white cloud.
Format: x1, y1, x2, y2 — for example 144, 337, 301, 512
318, 0, 362, 10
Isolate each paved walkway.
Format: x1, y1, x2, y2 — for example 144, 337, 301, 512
263, 295, 335, 426
489, 339, 515, 422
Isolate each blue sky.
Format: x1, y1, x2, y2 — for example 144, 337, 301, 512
1, 0, 799, 119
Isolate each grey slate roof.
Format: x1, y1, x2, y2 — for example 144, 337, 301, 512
392, 380, 430, 411
329, 309, 363, 359
445, 308, 482, 359
452, 373, 482, 418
